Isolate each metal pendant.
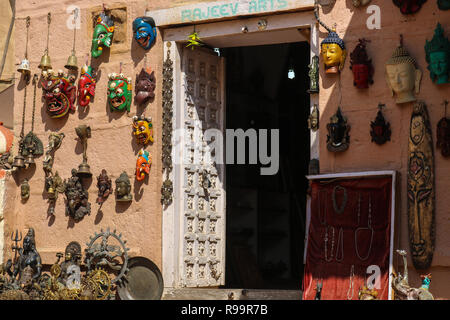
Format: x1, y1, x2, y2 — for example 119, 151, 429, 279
308, 104, 319, 132
436, 117, 450, 156
326, 107, 350, 152
307, 56, 319, 93
370, 104, 391, 145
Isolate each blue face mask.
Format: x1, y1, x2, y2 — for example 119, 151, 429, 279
133, 17, 157, 50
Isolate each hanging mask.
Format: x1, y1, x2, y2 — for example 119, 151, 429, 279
136, 149, 151, 181
41, 70, 76, 118
326, 107, 350, 152
78, 65, 97, 107
133, 17, 157, 50
392, 0, 427, 14
91, 12, 115, 58
350, 39, 374, 89
438, 0, 450, 10
321, 29, 347, 74
135, 68, 156, 105
370, 104, 391, 145
132, 115, 154, 146
425, 23, 450, 85
108, 73, 132, 112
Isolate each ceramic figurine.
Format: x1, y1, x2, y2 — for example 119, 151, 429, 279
321, 29, 347, 74
64, 168, 91, 222
307, 56, 320, 93
136, 149, 151, 181
41, 69, 76, 118
425, 23, 450, 85
392, 0, 427, 14
78, 65, 97, 107
108, 73, 132, 112
91, 12, 115, 58
116, 171, 132, 202
370, 104, 391, 145
96, 169, 112, 204
133, 17, 157, 50
21, 179, 30, 201
438, 0, 450, 10
326, 107, 350, 152
352, 0, 371, 6
385, 39, 422, 104
350, 39, 374, 89
132, 115, 154, 146
135, 67, 156, 105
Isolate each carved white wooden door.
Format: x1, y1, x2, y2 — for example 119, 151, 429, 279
179, 46, 226, 287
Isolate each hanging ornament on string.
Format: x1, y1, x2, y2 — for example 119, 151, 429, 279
65, 7, 79, 72
38, 13, 52, 71
17, 16, 31, 82
186, 26, 205, 50
436, 100, 450, 157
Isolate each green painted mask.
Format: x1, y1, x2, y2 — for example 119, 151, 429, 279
425, 23, 450, 85
91, 12, 115, 58
108, 73, 132, 112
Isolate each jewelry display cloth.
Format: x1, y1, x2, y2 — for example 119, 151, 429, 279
302, 177, 392, 300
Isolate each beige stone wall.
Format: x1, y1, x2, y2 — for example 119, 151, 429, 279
317, 1, 450, 298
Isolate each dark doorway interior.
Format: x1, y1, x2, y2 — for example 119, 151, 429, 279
223, 42, 310, 290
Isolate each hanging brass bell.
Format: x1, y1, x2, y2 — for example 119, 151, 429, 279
38, 53, 52, 71
24, 153, 35, 166
12, 154, 26, 169
64, 51, 78, 71
17, 58, 31, 77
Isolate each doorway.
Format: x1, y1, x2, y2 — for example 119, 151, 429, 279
223, 42, 310, 290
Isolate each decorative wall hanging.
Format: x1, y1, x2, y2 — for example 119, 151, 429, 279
115, 171, 132, 202
370, 104, 391, 145
186, 29, 204, 50
78, 64, 97, 107
326, 107, 350, 152
392, 250, 434, 299
307, 56, 320, 93
308, 104, 319, 132
438, 0, 450, 9
107, 72, 132, 112
21, 179, 30, 201
17, 16, 31, 82
96, 169, 112, 205
385, 36, 422, 104
43, 132, 65, 204
75, 125, 92, 178
84, 228, 129, 286
13, 74, 43, 170
162, 42, 173, 206
65, 8, 79, 71
425, 23, 450, 85
41, 70, 76, 118
63, 168, 91, 222
393, 0, 427, 14
133, 17, 157, 50
436, 100, 450, 156
352, 0, 371, 6
5, 228, 42, 285
38, 13, 52, 71
350, 39, 374, 89
135, 67, 156, 105
136, 149, 151, 181
407, 101, 435, 270
132, 115, 154, 146
91, 11, 115, 58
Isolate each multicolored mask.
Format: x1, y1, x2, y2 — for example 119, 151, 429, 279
350, 39, 374, 89
321, 29, 347, 74
78, 65, 97, 107
135, 68, 156, 105
41, 70, 76, 118
108, 73, 132, 112
91, 12, 115, 58
132, 115, 154, 146
392, 0, 427, 14
133, 17, 157, 50
425, 23, 450, 85
136, 149, 151, 181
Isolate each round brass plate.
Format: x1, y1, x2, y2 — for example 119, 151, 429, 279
117, 257, 163, 300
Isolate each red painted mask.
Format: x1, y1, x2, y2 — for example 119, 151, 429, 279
41, 70, 76, 118
78, 65, 96, 107
352, 64, 370, 89
350, 39, 374, 89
